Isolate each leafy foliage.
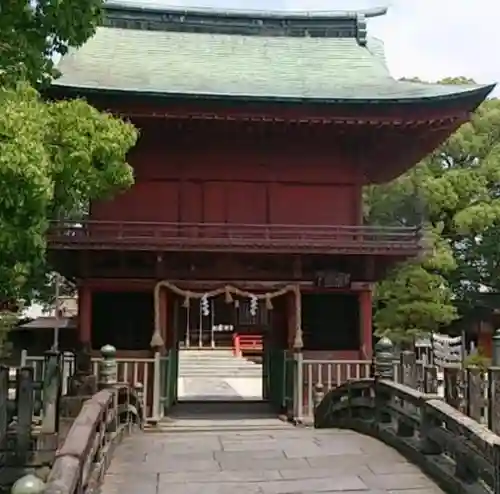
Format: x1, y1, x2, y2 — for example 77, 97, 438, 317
0, 311, 16, 360
0, 0, 138, 309
374, 265, 457, 345
0, 84, 137, 302
367, 78, 500, 343
464, 348, 491, 370
0, 0, 103, 87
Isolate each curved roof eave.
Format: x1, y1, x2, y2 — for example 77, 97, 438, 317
49, 82, 496, 107
103, 1, 389, 20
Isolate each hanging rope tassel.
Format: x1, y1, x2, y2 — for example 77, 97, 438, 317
265, 293, 274, 310
225, 286, 233, 304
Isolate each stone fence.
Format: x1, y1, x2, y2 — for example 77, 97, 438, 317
10, 345, 144, 494
314, 337, 500, 494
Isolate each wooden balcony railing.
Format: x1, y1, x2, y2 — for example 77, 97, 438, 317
47, 220, 422, 255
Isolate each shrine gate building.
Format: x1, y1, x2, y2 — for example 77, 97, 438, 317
47, 4, 493, 376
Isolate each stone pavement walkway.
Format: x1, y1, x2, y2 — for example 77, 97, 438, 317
178, 377, 263, 401
100, 419, 445, 494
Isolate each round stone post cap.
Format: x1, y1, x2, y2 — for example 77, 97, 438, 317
100, 344, 117, 357
11, 474, 45, 494
375, 336, 394, 352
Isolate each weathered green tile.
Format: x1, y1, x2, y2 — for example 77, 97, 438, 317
54, 4, 493, 103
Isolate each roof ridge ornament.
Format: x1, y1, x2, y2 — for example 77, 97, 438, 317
356, 13, 367, 46
104, 1, 388, 20
103, 1, 388, 38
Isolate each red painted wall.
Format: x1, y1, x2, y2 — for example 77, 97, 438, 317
91, 132, 362, 225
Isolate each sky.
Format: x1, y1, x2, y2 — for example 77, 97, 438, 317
125, 0, 499, 95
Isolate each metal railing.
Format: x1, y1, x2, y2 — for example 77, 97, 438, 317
47, 220, 421, 254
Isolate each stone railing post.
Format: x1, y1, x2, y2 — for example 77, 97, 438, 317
374, 337, 395, 380
313, 383, 325, 410
11, 474, 45, 494
134, 382, 145, 426
41, 350, 61, 434
98, 345, 117, 389
419, 402, 443, 455
492, 329, 500, 367
466, 367, 484, 422
444, 366, 461, 410
374, 337, 394, 424
423, 365, 438, 394
487, 367, 500, 435
399, 350, 417, 389
490, 330, 500, 434
396, 349, 417, 437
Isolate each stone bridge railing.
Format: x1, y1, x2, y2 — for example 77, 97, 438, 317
11, 346, 144, 494
43, 384, 143, 494
314, 340, 500, 494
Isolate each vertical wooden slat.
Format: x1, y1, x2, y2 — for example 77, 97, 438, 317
133, 362, 139, 385
307, 364, 313, 417
143, 363, 149, 415
327, 364, 332, 389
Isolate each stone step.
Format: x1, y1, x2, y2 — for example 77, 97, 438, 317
179, 368, 262, 375
179, 370, 262, 375
179, 368, 262, 373
179, 352, 250, 360
162, 399, 275, 415
179, 360, 262, 367
178, 361, 261, 368
145, 422, 292, 433
179, 362, 259, 368
179, 374, 262, 380
178, 362, 259, 368
178, 357, 256, 363
179, 351, 235, 357
178, 351, 262, 378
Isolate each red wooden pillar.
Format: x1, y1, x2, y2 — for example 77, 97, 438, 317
78, 285, 92, 347
478, 320, 493, 358
359, 290, 373, 359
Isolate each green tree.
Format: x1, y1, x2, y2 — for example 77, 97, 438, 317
371, 228, 458, 345
366, 79, 500, 343
0, 82, 137, 303
0, 0, 103, 87
0, 1, 138, 311
0, 311, 16, 360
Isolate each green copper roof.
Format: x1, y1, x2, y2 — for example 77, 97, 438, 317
53, 4, 495, 103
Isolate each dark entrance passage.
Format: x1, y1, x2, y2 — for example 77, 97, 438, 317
301, 293, 360, 352
91, 291, 153, 351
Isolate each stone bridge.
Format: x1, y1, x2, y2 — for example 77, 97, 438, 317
21, 338, 500, 494
99, 419, 445, 494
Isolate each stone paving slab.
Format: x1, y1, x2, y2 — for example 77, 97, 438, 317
100, 420, 446, 494
179, 377, 263, 401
